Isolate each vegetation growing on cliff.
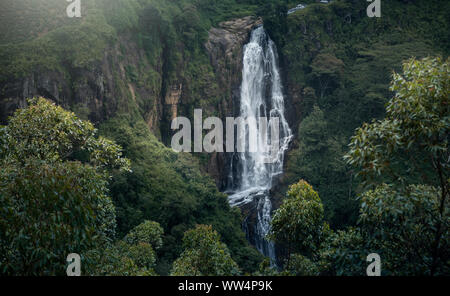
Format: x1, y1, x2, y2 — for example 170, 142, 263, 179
1, 0, 267, 275
0, 0, 448, 276
263, 0, 450, 228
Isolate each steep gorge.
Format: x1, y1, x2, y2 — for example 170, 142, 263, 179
1, 0, 448, 270
0, 9, 272, 271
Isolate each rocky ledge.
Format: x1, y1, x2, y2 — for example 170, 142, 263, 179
205, 16, 263, 63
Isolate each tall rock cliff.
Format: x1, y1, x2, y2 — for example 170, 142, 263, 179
0, 13, 263, 189
204, 16, 262, 188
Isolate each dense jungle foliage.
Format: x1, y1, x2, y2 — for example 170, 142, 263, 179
0, 0, 448, 275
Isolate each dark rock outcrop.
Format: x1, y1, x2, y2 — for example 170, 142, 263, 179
204, 16, 262, 188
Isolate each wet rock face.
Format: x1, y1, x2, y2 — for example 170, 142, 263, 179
205, 16, 262, 115
205, 16, 262, 101
0, 71, 71, 124
204, 16, 262, 188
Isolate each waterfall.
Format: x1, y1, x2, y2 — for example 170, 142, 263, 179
226, 26, 292, 263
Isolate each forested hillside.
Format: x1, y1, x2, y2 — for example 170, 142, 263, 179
0, 0, 448, 276
0, 0, 267, 275
262, 0, 449, 228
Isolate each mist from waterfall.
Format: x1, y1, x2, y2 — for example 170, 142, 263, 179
226, 26, 292, 262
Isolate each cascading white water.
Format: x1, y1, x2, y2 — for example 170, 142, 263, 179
227, 26, 292, 262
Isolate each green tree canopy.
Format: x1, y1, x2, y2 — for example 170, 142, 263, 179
0, 97, 130, 275
85, 220, 163, 276
269, 180, 327, 264
343, 57, 449, 275
345, 57, 448, 190
124, 220, 164, 250
0, 97, 130, 171
171, 225, 240, 276
359, 184, 449, 275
